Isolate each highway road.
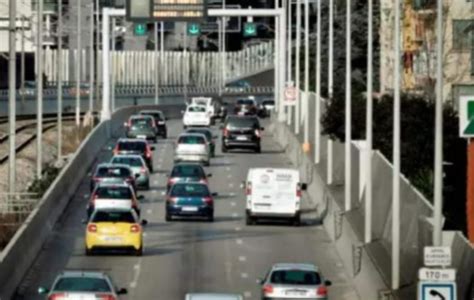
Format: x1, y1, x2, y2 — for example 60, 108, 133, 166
14, 118, 360, 299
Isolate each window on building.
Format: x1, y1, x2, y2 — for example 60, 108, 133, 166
453, 20, 474, 51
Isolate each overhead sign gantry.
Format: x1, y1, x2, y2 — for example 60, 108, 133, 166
126, 0, 208, 21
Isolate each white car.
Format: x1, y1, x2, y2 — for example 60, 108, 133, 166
183, 105, 212, 128
87, 182, 142, 217
191, 97, 216, 118
174, 133, 210, 166
243, 168, 307, 226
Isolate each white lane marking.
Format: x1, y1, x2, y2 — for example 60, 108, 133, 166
235, 227, 241, 232
152, 190, 158, 194
147, 209, 152, 215
229, 183, 234, 188
229, 192, 236, 197
129, 263, 142, 289
227, 174, 232, 179
87, 172, 92, 176
154, 180, 159, 185
226, 167, 231, 171
231, 202, 236, 207
232, 213, 239, 218
238, 256, 247, 262
236, 239, 243, 245
143, 232, 148, 237
83, 194, 90, 199
244, 291, 252, 298
161, 191, 166, 196
240, 273, 248, 279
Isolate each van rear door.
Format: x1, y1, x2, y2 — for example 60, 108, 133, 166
251, 169, 298, 215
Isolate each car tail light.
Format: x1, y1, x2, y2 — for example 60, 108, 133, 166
255, 129, 261, 138
87, 224, 97, 233
130, 224, 141, 233
127, 120, 132, 127
90, 193, 98, 205
48, 294, 67, 300
126, 176, 134, 183
93, 176, 101, 182
203, 197, 213, 205
146, 146, 152, 158
297, 187, 302, 197
140, 167, 147, 174
158, 121, 165, 125
223, 128, 229, 137
96, 294, 117, 300
317, 286, 328, 296
246, 182, 252, 196
113, 146, 119, 156
167, 197, 177, 204
199, 179, 208, 184
262, 285, 273, 295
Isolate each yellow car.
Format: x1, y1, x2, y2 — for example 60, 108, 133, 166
85, 208, 147, 256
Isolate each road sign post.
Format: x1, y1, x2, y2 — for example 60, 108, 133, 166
418, 282, 456, 300
134, 23, 147, 36
284, 83, 297, 106
187, 22, 201, 36
243, 22, 257, 37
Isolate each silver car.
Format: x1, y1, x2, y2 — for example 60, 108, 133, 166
186, 294, 243, 300
38, 271, 127, 299
258, 263, 332, 299
110, 154, 150, 190
174, 133, 210, 166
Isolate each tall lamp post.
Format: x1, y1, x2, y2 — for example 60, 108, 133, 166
8, 0, 17, 196
36, 0, 44, 179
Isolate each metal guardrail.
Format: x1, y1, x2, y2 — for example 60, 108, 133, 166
0, 86, 275, 100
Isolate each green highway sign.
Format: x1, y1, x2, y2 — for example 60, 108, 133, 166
459, 96, 474, 137
134, 23, 147, 36
187, 23, 201, 36
243, 22, 257, 37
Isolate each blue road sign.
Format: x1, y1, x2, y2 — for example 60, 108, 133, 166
419, 282, 456, 300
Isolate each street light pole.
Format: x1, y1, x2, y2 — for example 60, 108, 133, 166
89, 4, 94, 112
160, 21, 165, 90
76, 0, 82, 127
344, 0, 352, 211
295, 0, 301, 133
287, 0, 292, 82
95, 0, 100, 110
327, 0, 334, 185
57, 0, 63, 161
21, 16, 25, 105
154, 22, 159, 105
303, 0, 309, 145
8, 0, 16, 196
314, 0, 322, 163
433, 0, 444, 246
36, 0, 44, 179
365, 0, 374, 244
392, 0, 402, 291
111, 17, 116, 112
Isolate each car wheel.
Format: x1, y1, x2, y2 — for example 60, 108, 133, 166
85, 248, 93, 256
145, 183, 150, 190
134, 246, 143, 256
183, 125, 187, 130
255, 146, 261, 153
165, 213, 172, 222
293, 215, 301, 227
162, 133, 167, 139
204, 161, 210, 167
246, 215, 255, 226
222, 145, 228, 153
206, 214, 214, 222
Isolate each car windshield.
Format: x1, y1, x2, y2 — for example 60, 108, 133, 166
178, 135, 206, 144
188, 106, 206, 113
96, 167, 130, 178
270, 270, 321, 285
53, 277, 111, 292
227, 118, 259, 129
193, 100, 209, 106
117, 142, 146, 152
171, 165, 205, 178
237, 99, 254, 105
92, 211, 136, 223
95, 187, 132, 199
170, 184, 210, 197
141, 112, 163, 121
187, 129, 212, 141
111, 157, 143, 167
131, 118, 152, 127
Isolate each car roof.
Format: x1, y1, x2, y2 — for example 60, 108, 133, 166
140, 110, 163, 114
178, 133, 207, 138
117, 138, 148, 144
271, 263, 318, 272
172, 182, 207, 187
186, 127, 212, 133
96, 163, 130, 169
186, 294, 243, 300
173, 163, 204, 168
95, 182, 130, 188
112, 154, 144, 159
58, 271, 108, 279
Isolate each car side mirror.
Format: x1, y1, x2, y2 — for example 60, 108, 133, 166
141, 219, 148, 226
38, 287, 49, 295
207, 173, 212, 177
151, 146, 156, 151
138, 195, 145, 200
212, 192, 218, 197
325, 280, 332, 286
301, 183, 308, 191
256, 278, 264, 285
81, 219, 87, 225
260, 127, 265, 131
117, 288, 128, 295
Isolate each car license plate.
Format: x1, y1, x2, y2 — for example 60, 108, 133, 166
286, 290, 307, 296
238, 112, 245, 116
137, 135, 147, 139
102, 236, 123, 242
182, 206, 198, 212
236, 136, 248, 141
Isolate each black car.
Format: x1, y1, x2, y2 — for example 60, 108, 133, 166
234, 98, 258, 116
221, 116, 264, 153
167, 163, 211, 192
139, 110, 168, 138
113, 139, 155, 172
90, 163, 136, 192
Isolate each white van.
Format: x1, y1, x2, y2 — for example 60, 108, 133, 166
243, 168, 307, 226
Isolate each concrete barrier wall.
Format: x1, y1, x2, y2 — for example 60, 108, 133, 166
0, 104, 184, 299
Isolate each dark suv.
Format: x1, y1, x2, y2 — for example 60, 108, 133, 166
113, 139, 155, 172
139, 110, 167, 139
234, 98, 258, 116
221, 116, 264, 153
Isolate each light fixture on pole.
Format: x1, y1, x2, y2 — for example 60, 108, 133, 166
303, 0, 309, 150
37, 0, 44, 179
57, 0, 63, 162
344, 0, 352, 212
327, 0, 334, 185
8, 0, 16, 196
314, 0, 321, 163
295, 0, 301, 133
76, 0, 82, 127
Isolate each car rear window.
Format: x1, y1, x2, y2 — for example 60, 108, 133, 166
117, 141, 146, 152
96, 186, 132, 199
131, 118, 152, 127
111, 157, 144, 167
178, 135, 206, 144
270, 270, 321, 285
92, 211, 136, 223
170, 184, 210, 197
53, 277, 111, 292
237, 99, 254, 105
186, 129, 212, 141
171, 165, 205, 178
227, 117, 259, 129
96, 167, 131, 178
188, 106, 206, 113
141, 112, 163, 121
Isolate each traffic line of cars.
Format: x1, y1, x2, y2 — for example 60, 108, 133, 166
36, 98, 332, 300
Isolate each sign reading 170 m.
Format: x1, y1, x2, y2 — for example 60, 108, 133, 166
126, 0, 208, 21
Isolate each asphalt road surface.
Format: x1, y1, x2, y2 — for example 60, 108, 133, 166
15, 118, 360, 300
